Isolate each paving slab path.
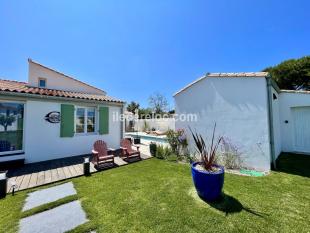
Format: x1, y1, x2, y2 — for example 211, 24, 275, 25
22, 182, 77, 211
19, 200, 88, 233
19, 182, 88, 233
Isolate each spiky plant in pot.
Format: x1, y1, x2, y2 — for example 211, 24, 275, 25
190, 123, 223, 172
189, 123, 225, 202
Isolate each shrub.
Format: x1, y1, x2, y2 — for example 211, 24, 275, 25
155, 145, 165, 159
155, 145, 174, 159
166, 129, 188, 156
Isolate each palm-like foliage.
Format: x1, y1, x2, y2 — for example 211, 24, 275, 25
190, 123, 222, 171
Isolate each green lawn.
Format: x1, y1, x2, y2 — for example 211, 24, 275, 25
1, 154, 310, 233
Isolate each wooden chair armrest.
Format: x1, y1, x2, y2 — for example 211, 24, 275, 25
132, 145, 140, 151
91, 150, 98, 164
108, 148, 115, 151
120, 147, 128, 156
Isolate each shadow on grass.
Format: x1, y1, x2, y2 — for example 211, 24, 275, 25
205, 193, 267, 217
276, 153, 310, 178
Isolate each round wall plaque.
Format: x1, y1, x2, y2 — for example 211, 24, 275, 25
45, 111, 61, 123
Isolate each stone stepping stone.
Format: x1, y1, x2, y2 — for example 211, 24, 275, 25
19, 200, 88, 233
22, 182, 77, 211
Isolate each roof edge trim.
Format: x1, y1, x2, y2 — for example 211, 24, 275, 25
173, 72, 269, 97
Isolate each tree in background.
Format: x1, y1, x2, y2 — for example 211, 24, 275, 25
148, 92, 168, 114
138, 108, 152, 119
126, 101, 140, 114
263, 56, 310, 90
0, 114, 16, 131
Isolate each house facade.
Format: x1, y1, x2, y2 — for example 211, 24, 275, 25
174, 72, 310, 171
0, 59, 124, 165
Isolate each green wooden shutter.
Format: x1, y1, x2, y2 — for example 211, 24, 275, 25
99, 106, 109, 134
60, 104, 75, 137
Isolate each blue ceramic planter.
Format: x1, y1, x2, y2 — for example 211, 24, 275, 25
191, 162, 224, 202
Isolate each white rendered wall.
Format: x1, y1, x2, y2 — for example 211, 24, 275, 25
133, 118, 175, 132
28, 61, 105, 95
174, 77, 271, 171
24, 100, 122, 163
279, 92, 310, 153
271, 88, 281, 159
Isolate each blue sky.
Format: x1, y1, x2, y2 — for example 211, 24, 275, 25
0, 0, 310, 108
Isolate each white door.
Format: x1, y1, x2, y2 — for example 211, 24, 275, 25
292, 107, 310, 152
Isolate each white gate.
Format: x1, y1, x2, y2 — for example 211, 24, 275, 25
292, 107, 310, 152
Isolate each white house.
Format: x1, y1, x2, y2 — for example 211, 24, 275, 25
0, 59, 124, 166
174, 72, 310, 171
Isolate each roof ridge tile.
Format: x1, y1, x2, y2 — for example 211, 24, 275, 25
0, 79, 123, 103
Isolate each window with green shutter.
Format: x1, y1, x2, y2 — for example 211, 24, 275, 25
99, 106, 109, 134
75, 107, 96, 134
60, 104, 75, 137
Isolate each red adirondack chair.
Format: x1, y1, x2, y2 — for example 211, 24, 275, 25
120, 138, 141, 160
91, 140, 115, 167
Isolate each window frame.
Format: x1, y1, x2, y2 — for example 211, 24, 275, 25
74, 106, 97, 136
0, 100, 26, 156
38, 78, 47, 88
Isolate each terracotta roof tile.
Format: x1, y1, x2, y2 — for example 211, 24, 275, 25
0, 79, 124, 103
280, 89, 310, 94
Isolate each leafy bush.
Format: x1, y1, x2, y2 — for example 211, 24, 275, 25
155, 145, 174, 159
166, 129, 188, 156
166, 130, 178, 153
155, 145, 165, 159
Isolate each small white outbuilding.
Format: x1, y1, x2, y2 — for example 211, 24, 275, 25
174, 72, 310, 171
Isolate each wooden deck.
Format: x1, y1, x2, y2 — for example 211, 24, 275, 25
6, 153, 151, 193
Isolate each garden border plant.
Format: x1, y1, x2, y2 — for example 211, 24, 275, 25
166, 128, 188, 160
217, 136, 243, 170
